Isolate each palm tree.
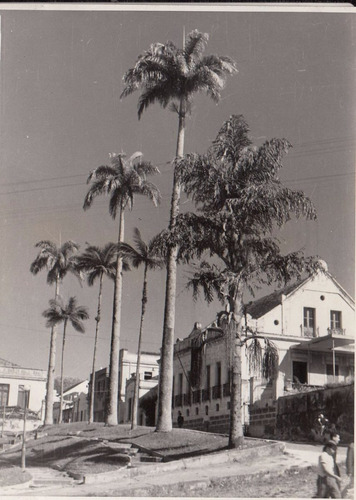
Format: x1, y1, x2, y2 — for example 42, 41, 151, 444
170, 114, 322, 447
120, 228, 163, 430
76, 243, 130, 424
83, 152, 160, 425
43, 296, 89, 424
30, 240, 79, 425
121, 29, 237, 431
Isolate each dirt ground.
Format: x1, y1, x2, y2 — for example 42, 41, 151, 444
108, 466, 353, 498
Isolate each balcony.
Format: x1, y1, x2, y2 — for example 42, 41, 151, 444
201, 388, 211, 402
192, 389, 201, 404
212, 385, 222, 399
183, 392, 191, 406
327, 327, 346, 336
174, 394, 183, 407
223, 382, 231, 397
303, 327, 317, 338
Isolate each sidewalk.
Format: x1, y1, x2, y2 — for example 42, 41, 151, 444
2, 440, 326, 497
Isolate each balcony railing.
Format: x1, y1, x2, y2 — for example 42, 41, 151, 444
192, 389, 201, 404
223, 382, 231, 397
183, 393, 191, 406
202, 388, 211, 402
212, 385, 222, 399
303, 327, 316, 338
327, 327, 346, 336
174, 394, 183, 407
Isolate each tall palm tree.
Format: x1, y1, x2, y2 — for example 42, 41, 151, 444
172, 114, 322, 446
76, 243, 129, 424
120, 228, 163, 430
43, 296, 89, 424
83, 152, 160, 425
30, 240, 79, 425
121, 30, 237, 431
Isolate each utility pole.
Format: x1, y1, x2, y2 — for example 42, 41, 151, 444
21, 389, 29, 470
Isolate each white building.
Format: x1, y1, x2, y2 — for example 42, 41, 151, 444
172, 267, 354, 434
53, 379, 89, 424
0, 358, 46, 417
91, 349, 159, 423
125, 373, 159, 425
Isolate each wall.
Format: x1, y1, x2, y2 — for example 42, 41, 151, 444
276, 383, 354, 443
0, 364, 47, 415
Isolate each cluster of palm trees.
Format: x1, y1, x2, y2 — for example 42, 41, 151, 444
29, 29, 320, 446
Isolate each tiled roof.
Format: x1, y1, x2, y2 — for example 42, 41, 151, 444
246, 277, 308, 319
0, 358, 21, 367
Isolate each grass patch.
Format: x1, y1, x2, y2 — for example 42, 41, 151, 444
0, 464, 31, 488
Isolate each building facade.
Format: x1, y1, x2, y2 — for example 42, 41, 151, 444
91, 349, 160, 423
0, 358, 47, 417
53, 379, 89, 424
171, 268, 355, 435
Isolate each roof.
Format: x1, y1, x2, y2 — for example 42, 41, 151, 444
246, 269, 355, 319
246, 278, 307, 319
0, 358, 21, 368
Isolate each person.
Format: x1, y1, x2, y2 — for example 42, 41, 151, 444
177, 411, 184, 429
316, 442, 342, 498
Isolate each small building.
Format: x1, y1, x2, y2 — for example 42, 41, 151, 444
91, 349, 159, 423
53, 380, 88, 424
0, 358, 46, 417
125, 373, 158, 425
171, 266, 354, 435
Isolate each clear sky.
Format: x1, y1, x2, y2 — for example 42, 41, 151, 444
0, 6, 354, 379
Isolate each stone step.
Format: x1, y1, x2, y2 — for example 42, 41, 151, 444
31, 479, 74, 488
137, 454, 162, 463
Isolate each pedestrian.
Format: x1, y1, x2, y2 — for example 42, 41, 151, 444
177, 411, 184, 429
329, 432, 341, 476
316, 442, 342, 498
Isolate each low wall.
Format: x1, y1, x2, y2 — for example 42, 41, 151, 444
248, 405, 277, 438
276, 383, 354, 443
174, 414, 230, 434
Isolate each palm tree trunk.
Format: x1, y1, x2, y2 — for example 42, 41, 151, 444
228, 294, 244, 448
44, 279, 59, 426
59, 319, 67, 425
131, 264, 148, 430
157, 98, 185, 432
106, 204, 125, 426
89, 273, 103, 424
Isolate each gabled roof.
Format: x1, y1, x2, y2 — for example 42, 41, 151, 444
246, 277, 308, 319
246, 270, 355, 319
0, 358, 21, 368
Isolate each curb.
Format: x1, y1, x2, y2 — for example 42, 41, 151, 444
83, 441, 285, 485
116, 458, 311, 497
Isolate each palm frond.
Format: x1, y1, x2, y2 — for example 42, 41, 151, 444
184, 30, 209, 59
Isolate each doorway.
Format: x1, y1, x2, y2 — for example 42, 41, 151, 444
292, 361, 308, 384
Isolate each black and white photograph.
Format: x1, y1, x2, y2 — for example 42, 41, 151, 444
0, 3, 354, 497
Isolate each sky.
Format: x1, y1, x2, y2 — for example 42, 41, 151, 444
0, 5, 354, 380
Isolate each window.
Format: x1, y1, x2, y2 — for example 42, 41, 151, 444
17, 386, 30, 409
178, 373, 183, 395
205, 405, 209, 415
186, 409, 190, 417
216, 403, 220, 412
144, 371, 153, 380
293, 361, 308, 384
0, 384, 9, 407
330, 311, 342, 330
195, 407, 199, 415
303, 307, 315, 337
206, 365, 211, 389
216, 362, 221, 386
